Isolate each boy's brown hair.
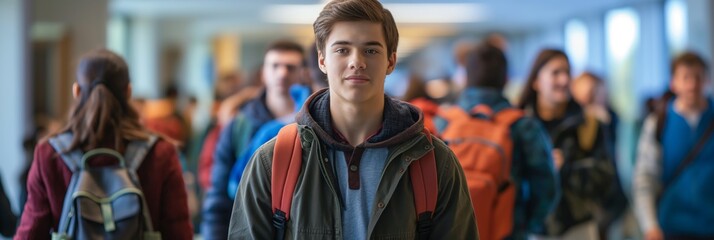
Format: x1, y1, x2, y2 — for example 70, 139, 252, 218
313, 0, 399, 56
671, 51, 708, 77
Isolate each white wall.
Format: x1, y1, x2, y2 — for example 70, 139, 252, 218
686, 0, 712, 62
0, 0, 30, 214
0, 0, 109, 214
129, 16, 161, 99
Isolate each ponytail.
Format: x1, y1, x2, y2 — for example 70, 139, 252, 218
56, 49, 148, 152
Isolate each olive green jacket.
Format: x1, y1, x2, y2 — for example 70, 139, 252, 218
229, 89, 478, 239
228, 124, 478, 239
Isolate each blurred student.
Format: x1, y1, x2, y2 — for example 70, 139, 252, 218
571, 72, 619, 152
15, 49, 192, 239
402, 73, 440, 134
201, 40, 308, 240
142, 85, 188, 146
517, 49, 627, 240
450, 43, 559, 239
634, 52, 714, 240
197, 72, 250, 191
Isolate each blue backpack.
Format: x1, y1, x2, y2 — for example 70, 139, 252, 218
48, 133, 161, 240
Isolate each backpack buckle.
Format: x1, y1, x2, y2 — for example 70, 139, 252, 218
273, 210, 288, 240
417, 211, 433, 240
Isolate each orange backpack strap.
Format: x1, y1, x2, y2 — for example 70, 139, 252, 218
271, 125, 438, 239
410, 128, 438, 240
271, 123, 302, 240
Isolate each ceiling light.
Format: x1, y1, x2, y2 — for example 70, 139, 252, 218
263, 3, 487, 24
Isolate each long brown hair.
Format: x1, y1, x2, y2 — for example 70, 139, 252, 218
58, 49, 149, 152
516, 49, 570, 109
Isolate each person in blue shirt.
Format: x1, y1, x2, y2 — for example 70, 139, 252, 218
201, 40, 308, 240
634, 51, 714, 240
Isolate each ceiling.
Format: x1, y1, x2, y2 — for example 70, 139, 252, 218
111, 0, 659, 32
110, 0, 659, 58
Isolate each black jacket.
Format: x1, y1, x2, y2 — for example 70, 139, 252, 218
524, 100, 627, 235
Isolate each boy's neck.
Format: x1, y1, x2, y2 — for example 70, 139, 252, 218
330, 95, 384, 147
266, 89, 295, 119
674, 96, 708, 117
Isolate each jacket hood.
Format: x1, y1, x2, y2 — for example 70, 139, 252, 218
296, 89, 425, 151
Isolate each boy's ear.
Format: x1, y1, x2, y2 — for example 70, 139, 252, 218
72, 82, 80, 98
318, 50, 327, 74
386, 52, 397, 75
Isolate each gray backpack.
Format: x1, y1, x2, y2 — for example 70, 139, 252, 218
48, 133, 162, 240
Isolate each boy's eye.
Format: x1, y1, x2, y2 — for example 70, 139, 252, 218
366, 49, 378, 54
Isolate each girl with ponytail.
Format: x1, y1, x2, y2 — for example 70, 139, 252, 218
16, 49, 193, 239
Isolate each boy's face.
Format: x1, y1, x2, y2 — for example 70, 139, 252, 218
263, 50, 304, 95
319, 21, 396, 104
671, 64, 708, 106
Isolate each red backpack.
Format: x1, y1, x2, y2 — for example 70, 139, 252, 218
270, 123, 438, 240
439, 105, 523, 240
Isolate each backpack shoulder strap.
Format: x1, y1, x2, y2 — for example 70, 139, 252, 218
123, 135, 159, 233
271, 123, 302, 240
410, 128, 438, 240
125, 135, 159, 174
47, 133, 83, 237
47, 132, 82, 173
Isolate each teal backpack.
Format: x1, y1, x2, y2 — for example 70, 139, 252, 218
48, 133, 162, 240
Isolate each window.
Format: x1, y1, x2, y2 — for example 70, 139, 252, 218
565, 19, 589, 75
606, 8, 639, 62
665, 0, 687, 53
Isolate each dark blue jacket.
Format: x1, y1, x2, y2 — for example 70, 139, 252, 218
201, 90, 274, 240
201, 85, 310, 239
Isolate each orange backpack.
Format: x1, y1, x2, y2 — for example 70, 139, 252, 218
271, 123, 438, 240
439, 105, 523, 240
409, 98, 440, 134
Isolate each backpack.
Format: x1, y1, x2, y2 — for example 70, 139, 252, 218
439, 105, 523, 240
270, 123, 438, 240
48, 133, 161, 240
409, 98, 440, 134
